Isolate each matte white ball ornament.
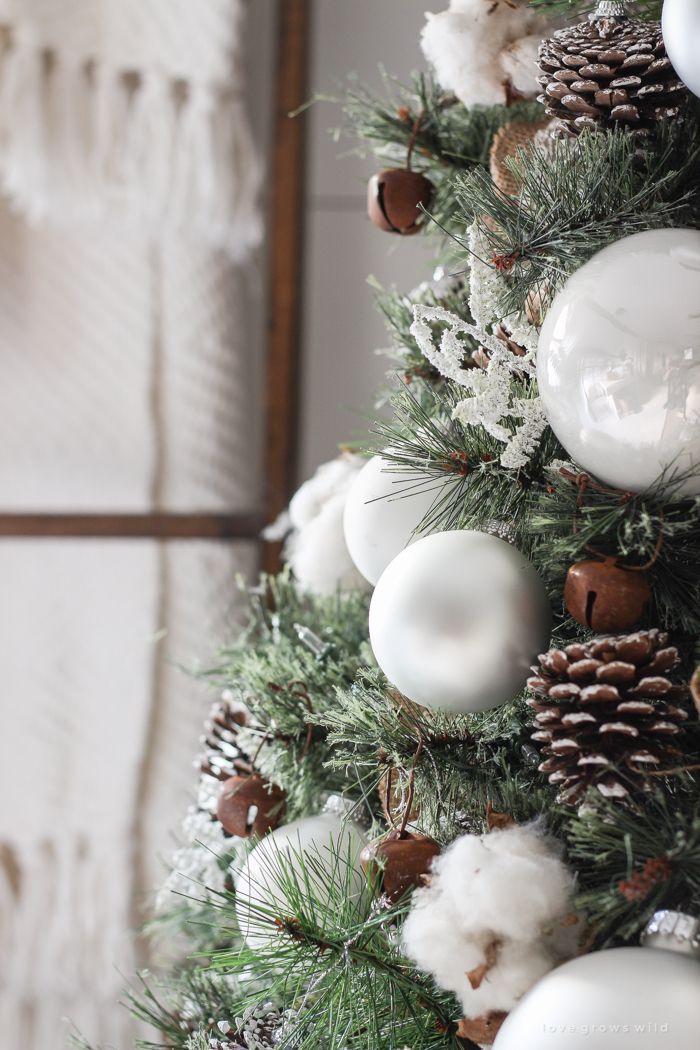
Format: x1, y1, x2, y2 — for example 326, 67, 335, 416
343, 456, 451, 585
494, 911, 700, 1050
537, 228, 700, 496
663, 0, 700, 100
369, 530, 551, 713
234, 809, 366, 949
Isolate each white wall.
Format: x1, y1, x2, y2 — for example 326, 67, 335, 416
299, 0, 436, 480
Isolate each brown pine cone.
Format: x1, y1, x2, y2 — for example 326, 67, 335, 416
199, 693, 252, 782
527, 629, 689, 805
537, 2, 687, 138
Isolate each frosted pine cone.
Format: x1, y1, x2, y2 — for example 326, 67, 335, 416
199, 693, 252, 783
206, 1003, 289, 1050
527, 629, 689, 805
537, 2, 687, 138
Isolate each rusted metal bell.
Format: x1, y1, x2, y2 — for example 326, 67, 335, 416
564, 556, 650, 633
367, 169, 434, 235
360, 830, 440, 902
217, 773, 285, 838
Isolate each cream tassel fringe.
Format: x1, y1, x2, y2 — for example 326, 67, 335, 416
0, 31, 262, 259
0, 837, 140, 1050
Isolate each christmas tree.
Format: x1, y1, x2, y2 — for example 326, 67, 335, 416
94, 2, 700, 1048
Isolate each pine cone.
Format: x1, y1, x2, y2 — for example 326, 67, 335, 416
527, 629, 689, 805
537, 2, 687, 138
199, 693, 252, 781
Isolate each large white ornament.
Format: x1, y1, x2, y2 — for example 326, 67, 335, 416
537, 229, 700, 496
343, 456, 451, 586
494, 911, 700, 1049
663, 0, 700, 100
234, 811, 366, 949
368, 530, 551, 714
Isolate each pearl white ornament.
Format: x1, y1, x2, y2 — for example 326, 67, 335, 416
494, 923, 700, 1049
234, 812, 366, 949
663, 0, 700, 100
537, 229, 700, 496
368, 530, 551, 713
343, 456, 451, 585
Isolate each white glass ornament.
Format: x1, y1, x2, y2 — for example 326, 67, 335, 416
234, 809, 366, 949
343, 456, 451, 585
494, 911, 700, 1049
663, 0, 700, 100
368, 530, 551, 713
537, 228, 700, 496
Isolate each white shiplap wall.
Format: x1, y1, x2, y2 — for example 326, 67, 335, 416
299, 0, 436, 480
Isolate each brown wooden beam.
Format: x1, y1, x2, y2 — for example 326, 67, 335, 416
263, 0, 310, 574
0, 512, 264, 540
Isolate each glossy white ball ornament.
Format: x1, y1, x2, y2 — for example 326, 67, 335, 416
234, 811, 366, 949
494, 919, 700, 1049
538, 229, 700, 496
368, 530, 551, 713
343, 456, 451, 585
663, 0, 700, 100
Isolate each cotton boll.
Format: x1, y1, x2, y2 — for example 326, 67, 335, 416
402, 825, 579, 1017
288, 454, 364, 530
421, 0, 550, 108
421, 8, 506, 107
283, 454, 371, 596
500, 34, 544, 97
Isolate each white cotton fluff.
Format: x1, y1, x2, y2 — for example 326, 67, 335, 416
284, 453, 371, 596
402, 824, 579, 1017
421, 0, 550, 107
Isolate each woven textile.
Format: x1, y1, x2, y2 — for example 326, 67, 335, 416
0, 3, 265, 1044
0, 539, 258, 1050
0, 0, 261, 256
0, 207, 262, 511
0, 44, 264, 1050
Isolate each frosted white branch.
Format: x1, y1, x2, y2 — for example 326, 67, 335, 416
410, 303, 506, 385
499, 397, 549, 471
468, 223, 540, 354
411, 302, 545, 469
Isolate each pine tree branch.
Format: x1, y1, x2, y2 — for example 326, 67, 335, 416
453, 124, 700, 317
373, 380, 565, 552
202, 573, 372, 818
210, 844, 463, 1050
334, 72, 543, 232
320, 669, 553, 839
527, 465, 700, 635
370, 274, 472, 385
566, 787, 700, 946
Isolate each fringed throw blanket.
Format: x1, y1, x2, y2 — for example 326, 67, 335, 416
0, 0, 261, 257
0, 2, 263, 1048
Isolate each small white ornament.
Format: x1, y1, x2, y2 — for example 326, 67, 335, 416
343, 456, 453, 586
402, 825, 579, 1018
494, 911, 700, 1049
538, 229, 700, 496
663, 0, 700, 100
368, 530, 550, 713
234, 811, 366, 949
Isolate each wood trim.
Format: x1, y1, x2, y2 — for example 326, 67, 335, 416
0, 512, 264, 540
262, 0, 310, 574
